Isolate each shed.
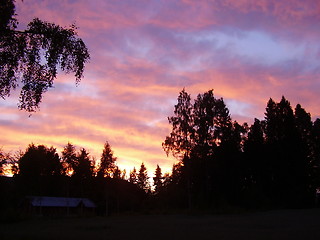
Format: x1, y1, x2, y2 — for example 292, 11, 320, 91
22, 196, 96, 216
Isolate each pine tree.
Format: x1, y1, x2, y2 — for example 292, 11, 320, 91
129, 167, 137, 184
137, 163, 149, 192
153, 164, 163, 194
113, 166, 121, 179
97, 141, 117, 178
73, 148, 93, 179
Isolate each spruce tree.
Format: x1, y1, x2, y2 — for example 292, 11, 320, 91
137, 163, 149, 192
153, 164, 163, 194
97, 141, 117, 178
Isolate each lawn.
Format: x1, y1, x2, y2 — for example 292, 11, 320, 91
2, 208, 320, 240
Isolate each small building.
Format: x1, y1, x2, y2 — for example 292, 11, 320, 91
22, 196, 96, 216
316, 188, 320, 207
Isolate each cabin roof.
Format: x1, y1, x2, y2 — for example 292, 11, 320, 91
26, 196, 96, 208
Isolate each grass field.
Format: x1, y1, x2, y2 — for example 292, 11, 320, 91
2, 208, 320, 240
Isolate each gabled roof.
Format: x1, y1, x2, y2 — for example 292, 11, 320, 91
26, 196, 96, 208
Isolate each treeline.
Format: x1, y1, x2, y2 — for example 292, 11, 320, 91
1, 88, 320, 218
158, 89, 320, 210
0, 142, 159, 217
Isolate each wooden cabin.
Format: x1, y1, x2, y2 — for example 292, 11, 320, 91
22, 196, 96, 216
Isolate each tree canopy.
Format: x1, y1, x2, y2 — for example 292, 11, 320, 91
162, 89, 319, 209
0, 0, 90, 111
97, 141, 117, 178
18, 144, 61, 177
137, 162, 150, 193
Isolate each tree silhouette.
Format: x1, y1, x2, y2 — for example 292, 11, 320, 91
19, 144, 61, 177
113, 166, 122, 179
16, 144, 62, 196
10, 149, 23, 176
97, 141, 117, 178
121, 169, 127, 180
153, 164, 163, 194
205, 98, 244, 206
163, 89, 194, 159
73, 148, 94, 179
0, 148, 13, 176
0, 148, 7, 175
242, 118, 268, 206
295, 104, 312, 141
129, 167, 137, 184
188, 90, 221, 207
264, 97, 311, 206
61, 142, 77, 176
137, 163, 149, 192
162, 89, 247, 208
0, 0, 90, 111
294, 104, 313, 197
2, 91, 320, 215
311, 118, 320, 190
162, 89, 318, 208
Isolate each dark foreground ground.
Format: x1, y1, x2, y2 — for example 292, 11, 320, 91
2, 209, 320, 240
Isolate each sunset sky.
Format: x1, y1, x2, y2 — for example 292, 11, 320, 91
1, 0, 320, 175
